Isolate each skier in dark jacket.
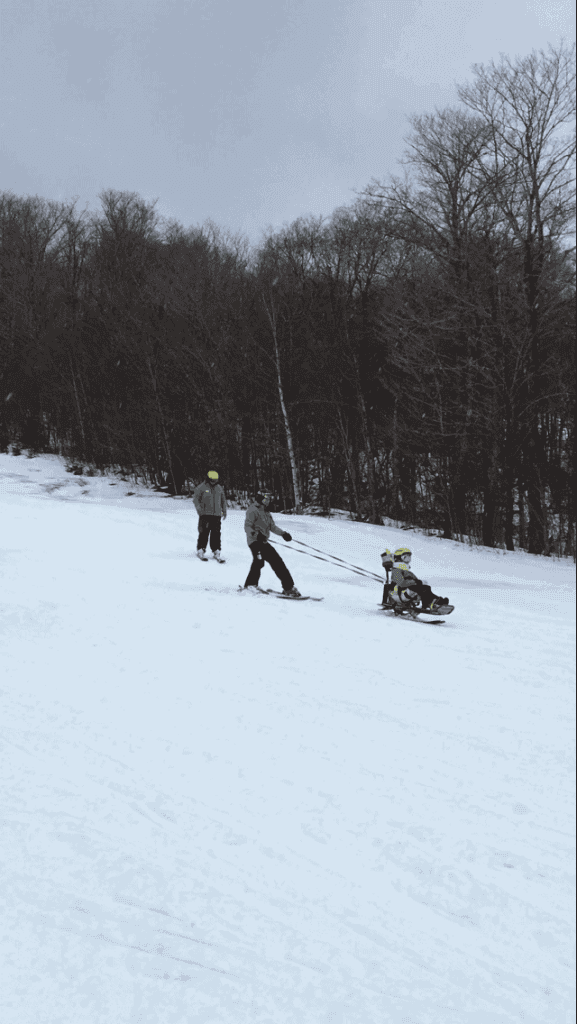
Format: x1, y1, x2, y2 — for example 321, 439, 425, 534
193, 471, 227, 561
243, 490, 301, 596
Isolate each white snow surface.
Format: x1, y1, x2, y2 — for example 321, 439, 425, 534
1, 452, 575, 1024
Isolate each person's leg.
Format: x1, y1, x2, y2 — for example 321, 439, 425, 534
244, 542, 264, 587
197, 515, 210, 551
208, 516, 221, 553
382, 582, 393, 604
413, 583, 439, 606
263, 543, 294, 591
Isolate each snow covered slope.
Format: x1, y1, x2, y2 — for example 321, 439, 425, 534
1, 453, 575, 1024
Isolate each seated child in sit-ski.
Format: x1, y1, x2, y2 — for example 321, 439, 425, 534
380, 547, 449, 612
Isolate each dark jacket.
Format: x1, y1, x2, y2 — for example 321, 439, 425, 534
193, 481, 227, 517
244, 501, 285, 546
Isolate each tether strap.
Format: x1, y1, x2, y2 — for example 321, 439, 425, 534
267, 537, 384, 584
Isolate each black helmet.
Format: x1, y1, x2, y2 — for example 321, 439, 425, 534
255, 490, 272, 504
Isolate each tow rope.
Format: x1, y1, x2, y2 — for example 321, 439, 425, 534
269, 537, 384, 584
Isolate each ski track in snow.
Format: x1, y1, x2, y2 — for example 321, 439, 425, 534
0, 453, 575, 1024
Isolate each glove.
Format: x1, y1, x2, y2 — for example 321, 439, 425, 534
282, 532, 292, 542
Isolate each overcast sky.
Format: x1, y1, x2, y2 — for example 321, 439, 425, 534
1, 0, 574, 242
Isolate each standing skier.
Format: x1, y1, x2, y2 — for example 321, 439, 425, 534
243, 490, 301, 596
193, 471, 227, 561
387, 547, 449, 612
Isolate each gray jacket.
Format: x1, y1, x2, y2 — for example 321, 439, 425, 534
244, 502, 285, 546
391, 560, 420, 591
193, 481, 227, 517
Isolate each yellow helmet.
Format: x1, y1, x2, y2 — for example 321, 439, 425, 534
207, 470, 219, 481
394, 546, 412, 561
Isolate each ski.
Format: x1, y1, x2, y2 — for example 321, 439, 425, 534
379, 608, 444, 624
379, 603, 454, 617
212, 557, 226, 563
237, 586, 323, 601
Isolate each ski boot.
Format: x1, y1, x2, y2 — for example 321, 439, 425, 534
422, 596, 454, 615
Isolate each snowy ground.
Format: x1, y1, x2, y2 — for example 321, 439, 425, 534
1, 452, 575, 1024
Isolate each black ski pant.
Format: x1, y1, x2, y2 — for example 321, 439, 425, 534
397, 582, 439, 606
244, 541, 294, 591
197, 514, 222, 553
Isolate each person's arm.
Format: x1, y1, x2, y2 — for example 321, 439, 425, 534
193, 483, 203, 514
268, 514, 285, 537
392, 565, 414, 589
221, 488, 227, 518
244, 508, 258, 543
269, 515, 292, 543
402, 568, 421, 586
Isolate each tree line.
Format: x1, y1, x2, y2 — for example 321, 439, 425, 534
1, 43, 574, 556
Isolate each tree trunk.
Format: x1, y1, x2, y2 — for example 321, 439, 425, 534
336, 408, 359, 515
518, 485, 526, 550
69, 355, 87, 458
482, 482, 496, 547
526, 418, 545, 554
263, 293, 301, 511
147, 350, 179, 496
503, 395, 515, 551
357, 388, 380, 524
